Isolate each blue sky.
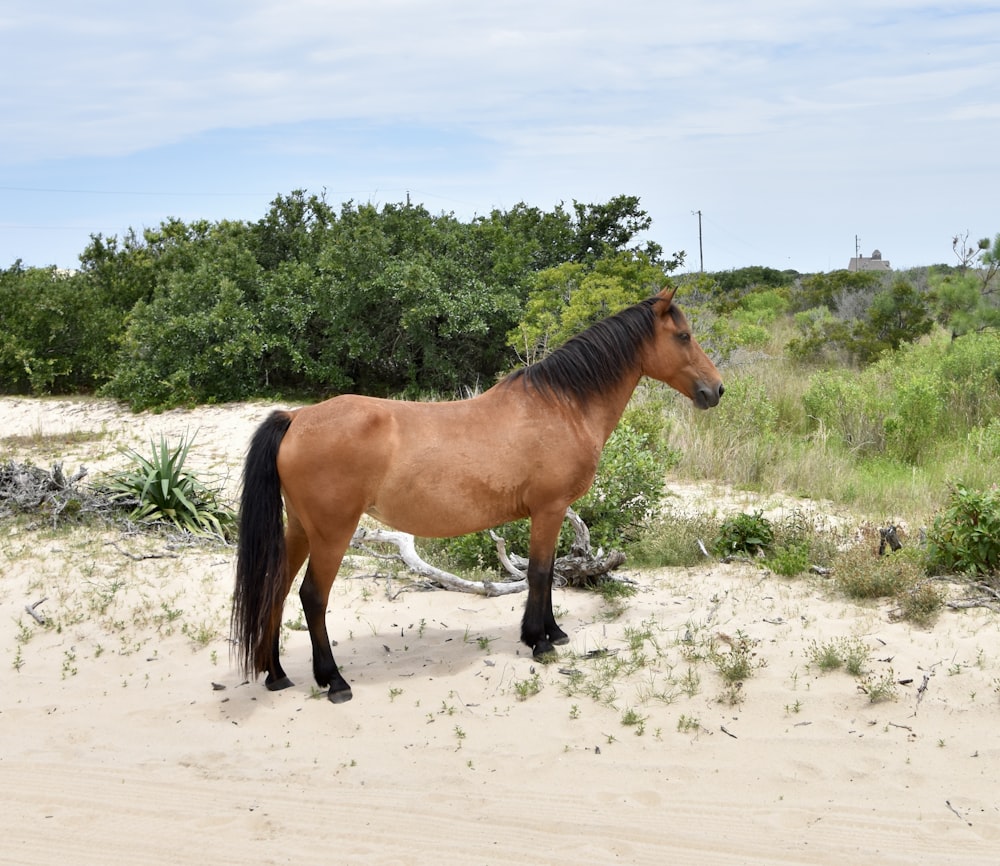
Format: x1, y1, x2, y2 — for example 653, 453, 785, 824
2, 1, 998, 273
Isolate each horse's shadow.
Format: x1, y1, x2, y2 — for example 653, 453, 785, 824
219, 625, 531, 717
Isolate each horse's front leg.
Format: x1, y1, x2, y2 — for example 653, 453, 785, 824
543, 568, 569, 647
522, 510, 569, 659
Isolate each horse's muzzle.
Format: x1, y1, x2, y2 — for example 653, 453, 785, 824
693, 381, 724, 409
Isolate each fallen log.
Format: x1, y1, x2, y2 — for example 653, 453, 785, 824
350, 526, 526, 596
349, 508, 625, 594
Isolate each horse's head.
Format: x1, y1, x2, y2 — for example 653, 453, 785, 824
643, 287, 723, 409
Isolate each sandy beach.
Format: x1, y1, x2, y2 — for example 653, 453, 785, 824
1, 396, 998, 865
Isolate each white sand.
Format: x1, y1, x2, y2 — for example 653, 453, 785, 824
1, 396, 997, 865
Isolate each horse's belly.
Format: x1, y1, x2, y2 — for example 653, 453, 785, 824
365, 486, 522, 539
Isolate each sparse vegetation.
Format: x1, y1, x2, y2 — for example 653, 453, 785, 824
807, 638, 870, 676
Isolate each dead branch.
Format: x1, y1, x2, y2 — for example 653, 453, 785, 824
945, 582, 1000, 612
349, 508, 624, 595
492, 507, 626, 587
24, 597, 48, 625
105, 540, 180, 561
349, 527, 526, 596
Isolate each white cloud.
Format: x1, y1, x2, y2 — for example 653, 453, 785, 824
1, 1, 998, 270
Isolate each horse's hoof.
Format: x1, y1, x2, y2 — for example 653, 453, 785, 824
532, 641, 558, 662
550, 631, 570, 646
327, 686, 353, 704
265, 675, 294, 691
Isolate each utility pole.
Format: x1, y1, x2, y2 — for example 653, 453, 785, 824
692, 210, 704, 272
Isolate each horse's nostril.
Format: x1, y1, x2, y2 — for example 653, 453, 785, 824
718, 384, 725, 397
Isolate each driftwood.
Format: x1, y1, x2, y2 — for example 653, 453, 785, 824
878, 524, 903, 555
350, 526, 527, 596
491, 507, 626, 587
349, 507, 625, 595
24, 597, 48, 626
0, 460, 90, 521
945, 581, 1000, 612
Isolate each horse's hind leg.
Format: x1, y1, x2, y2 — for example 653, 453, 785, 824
299, 533, 355, 703
264, 509, 311, 691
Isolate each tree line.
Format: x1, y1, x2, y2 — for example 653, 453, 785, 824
0, 192, 679, 409
2, 187, 998, 412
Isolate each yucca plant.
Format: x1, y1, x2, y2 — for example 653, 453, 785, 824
105, 433, 235, 539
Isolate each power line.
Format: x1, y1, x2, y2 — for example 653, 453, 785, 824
0, 185, 268, 197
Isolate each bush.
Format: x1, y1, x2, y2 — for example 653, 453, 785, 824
713, 511, 774, 557
926, 484, 1000, 575
802, 370, 884, 456
627, 510, 721, 568
892, 581, 946, 627
767, 541, 811, 577
103, 434, 235, 538
832, 544, 924, 599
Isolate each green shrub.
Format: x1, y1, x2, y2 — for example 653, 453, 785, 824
926, 484, 1000, 575
802, 370, 884, 456
831, 544, 923, 599
103, 434, 235, 538
713, 511, 774, 557
881, 367, 944, 465
767, 541, 811, 576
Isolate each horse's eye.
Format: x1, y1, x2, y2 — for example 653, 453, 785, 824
678, 332, 691, 342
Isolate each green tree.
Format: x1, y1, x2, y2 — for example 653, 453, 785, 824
793, 269, 883, 313
104, 220, 267, 408
509, 252, 669, 362
0, 263, 120, 394
849, 277, 934, 363
929, 232, 1000, 338
570, 195, 671, 264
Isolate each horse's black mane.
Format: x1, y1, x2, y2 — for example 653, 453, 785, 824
504, 296, 680, 404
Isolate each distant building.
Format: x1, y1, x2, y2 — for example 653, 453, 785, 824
848, 249, 891, 272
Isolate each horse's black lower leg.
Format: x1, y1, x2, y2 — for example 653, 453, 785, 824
264, 631, 294, 691
300, 565, 353, 703
544, 584, 569, 646
522, 556, 561, 660
539, 562, 568, 645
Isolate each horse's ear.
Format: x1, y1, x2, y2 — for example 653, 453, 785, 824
656, 286, 676, 306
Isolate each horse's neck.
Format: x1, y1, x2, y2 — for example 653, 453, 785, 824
583, 369, 643, 445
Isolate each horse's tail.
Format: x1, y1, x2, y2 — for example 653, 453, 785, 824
232, 410, 294, 679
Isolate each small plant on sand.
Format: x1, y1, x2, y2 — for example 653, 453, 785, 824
513, 671, 542, 701
713, 511, 774, 558
620, 707, 647, 736
596, 578, 637, 619
676, 714, 701, 734
104, 433, 235, 538
858, 668, 899, 703
891, 580, 946, 627
710, 631, 765, 683
710, 631, 765, 705
807, 637, 869, 676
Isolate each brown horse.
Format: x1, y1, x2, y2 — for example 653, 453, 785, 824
232, 287, 722, 702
